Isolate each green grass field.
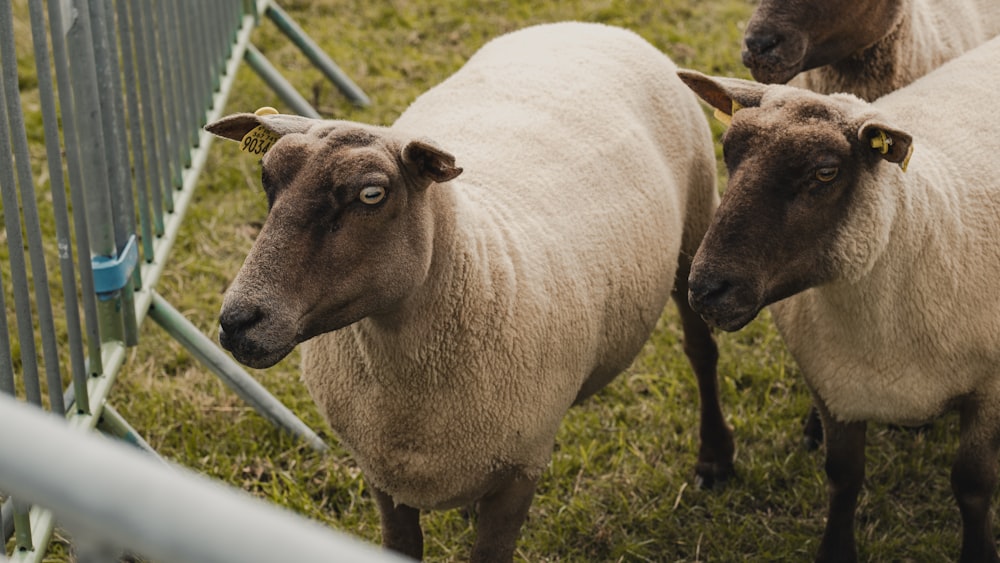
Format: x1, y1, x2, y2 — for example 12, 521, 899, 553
13, 1, 973, 561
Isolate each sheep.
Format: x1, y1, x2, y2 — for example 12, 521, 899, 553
677, 34, 1000, 562
205, 22, 732, 561
744, 0, 1000, 448
741, 0, 1000, 102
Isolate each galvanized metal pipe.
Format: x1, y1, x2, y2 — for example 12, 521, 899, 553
266, 2, 371, 107
243, 43, 321, 117
46, 0, 103, 388
130, 0, 166, 238
0, 4, 43, 409
115, 0, 156, 263
0, 0, 65, 415
0, 394, 407, 563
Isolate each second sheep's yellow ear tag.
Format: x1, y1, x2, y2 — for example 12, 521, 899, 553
713, 100, 743, 126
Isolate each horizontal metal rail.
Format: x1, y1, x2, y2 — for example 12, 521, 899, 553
0, 394, 407, 563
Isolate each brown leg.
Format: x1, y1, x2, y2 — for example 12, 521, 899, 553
803, 405, 824, 451
951, 403, 1000, 563
470, 473, 538, 563
372, 485, 423, 560
673, 260, 735, 488
814, 400, 865, 563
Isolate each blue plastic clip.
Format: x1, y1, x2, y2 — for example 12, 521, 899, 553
92, 234, 139, 300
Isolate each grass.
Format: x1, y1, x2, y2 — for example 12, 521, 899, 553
6, 0, 976, 561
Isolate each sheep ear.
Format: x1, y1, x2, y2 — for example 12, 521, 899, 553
676, 70, 766, 124
205, 110, 316, 156
858, 119, 914, 171
402, 138, 463, 186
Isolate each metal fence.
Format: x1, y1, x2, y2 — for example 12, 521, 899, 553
0, 0, 370, 560
0, 393, 407, 563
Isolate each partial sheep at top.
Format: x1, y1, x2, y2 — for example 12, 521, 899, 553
206, 21, 730, 562
678, 33, 1000, 563
742, 0, 1000, 101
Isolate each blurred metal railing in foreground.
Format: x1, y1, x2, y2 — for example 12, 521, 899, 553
0, 394, 408, 563
0, 0, 369, 559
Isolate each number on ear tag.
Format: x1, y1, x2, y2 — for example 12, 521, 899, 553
240, 125, 280, 156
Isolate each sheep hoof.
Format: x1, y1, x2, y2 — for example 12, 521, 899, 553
694, 461, 736, 490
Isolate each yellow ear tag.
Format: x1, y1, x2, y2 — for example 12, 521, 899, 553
899, 143, 914, 173
240, 126, 279, 156
870, 129, 892, 154
240, 107, 281, 156
713, 100, 743, 126
870, 129, 912, 172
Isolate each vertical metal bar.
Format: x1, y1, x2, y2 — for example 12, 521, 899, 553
1, 497, 13, 546
169, 0, 199, 150
153, 0, 183, 195
244, 44, 321, 118
66, 0, 126, 349
114, 0, 155, 264
0, 3, 42, 408
29, 0, 90, 413
136, 0, 174, 215
192, 0, 213, 111
265, 3, 371, 107
47, 0, 103, 386
0, 0, 21, 530
0, 268, 12, 398
129, 0, 166, 238
162, 0, 195, 162
89, 0, 139, 347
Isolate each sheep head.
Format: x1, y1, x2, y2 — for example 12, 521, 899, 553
741, 0, 904, 84
677, 70, 912, 331
205, 112, 463, 368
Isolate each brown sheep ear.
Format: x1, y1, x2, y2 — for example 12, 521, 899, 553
206, 111, 318, 157
205, 111, 318, 141
205, 113, 264, 142
402, 138, 463, 186
676, 69, 766, 123
858, 119, 914, 171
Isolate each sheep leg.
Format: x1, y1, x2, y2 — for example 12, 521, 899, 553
470, 473, 538, 563
673, 259, 735, 488
372, 485, 424, 560
803, 406, 824, 450
951, 405, 1000, 563
815, 401, 866, 563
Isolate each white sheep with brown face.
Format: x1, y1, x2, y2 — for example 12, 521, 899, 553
206, 22, 730, 562
744, 0, 1000, 448
679, 34, 1000, 563
742, 0, 1000, 102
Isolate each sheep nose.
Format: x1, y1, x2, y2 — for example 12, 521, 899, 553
688, 276, 733, 312
219, 304, 263, 346
744, 31, 782, 57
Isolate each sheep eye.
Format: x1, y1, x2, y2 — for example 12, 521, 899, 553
359, 186, 386, 205
815, 167, 838, 182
